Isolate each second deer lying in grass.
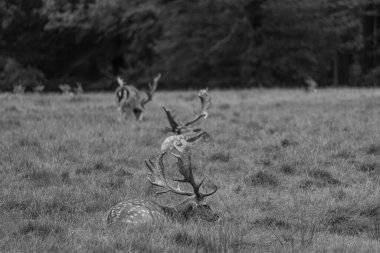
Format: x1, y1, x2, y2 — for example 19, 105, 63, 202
104, 143, 219, 225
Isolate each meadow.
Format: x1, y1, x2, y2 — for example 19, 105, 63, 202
0, 89, 380, 253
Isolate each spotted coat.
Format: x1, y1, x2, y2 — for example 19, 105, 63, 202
104, 199, 168, 225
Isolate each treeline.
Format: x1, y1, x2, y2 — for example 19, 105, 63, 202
1, 0, 380, 91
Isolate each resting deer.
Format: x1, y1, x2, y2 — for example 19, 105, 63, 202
116, 73, 161, 121
162, 89, 212, 134
104, 144, 219, 225
161, 131, 211, 152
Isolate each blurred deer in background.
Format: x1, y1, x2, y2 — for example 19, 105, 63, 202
33, 83, 45, 93
162, 88, 212, 134
58, 84, 73, 95
13, 84, 25, 94
304, 76, 318, 92
73, 82, 84, 94
104, 143, 219, 225
116, 73, 161, 121
59, 82, 83, 95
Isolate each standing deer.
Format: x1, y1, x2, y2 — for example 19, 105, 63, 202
162, 88, 212, 134
116, 73, 161, 121
104, 144, 219, 225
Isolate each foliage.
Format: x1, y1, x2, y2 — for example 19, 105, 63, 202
0, 58, 45, 91
1, 0, 380, 89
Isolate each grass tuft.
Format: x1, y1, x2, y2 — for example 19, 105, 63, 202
252, 217, 291, 230
309, 169, 340, 186
279, 164, 296, 175
18, 221, 64, 239
60, 171, 70, 184
356, 162, 379, 173
23, 169, 60, 187
209, 152, 230, 163
244, 171, 279, 187
298, 179, 316, 189
76, 161, 111, 175
172, 230, 216, 253
324, 207, 369, 236
366, 143, 380, 156
280, 138, 297, 147
2, 200, 31, 212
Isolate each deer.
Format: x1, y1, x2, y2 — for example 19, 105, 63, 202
33, 84, 45, 93
58, 84, 73, 96
104, 142, 219, 225
162, 88, 212, 134
304, 75, 318, 93
73, 82, 83, 94
116, 73, 161, 121
13, 84, 25, 94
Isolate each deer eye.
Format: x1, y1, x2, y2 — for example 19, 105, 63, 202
202, 204, 211, 210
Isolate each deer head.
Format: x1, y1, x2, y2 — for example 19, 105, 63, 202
146, 145, 219, 222
116, 73, 161, 120
162, 88, 212, 134
161, 131, 211, 152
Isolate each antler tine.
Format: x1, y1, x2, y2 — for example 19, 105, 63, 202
162, 106, 180, 131
170, 144, 218, 199
170, 146, 206, 199
116, 76, 125, 87
146, 152, 193, 196
141, 73, 161, 108
200, 186, 218, 198
198, 88, 212, 118
186, 131, 210, 143
183, 88, 212, 126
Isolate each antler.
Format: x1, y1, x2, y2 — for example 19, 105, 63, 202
170, 143, 217, 200
141, 73, 161, 108
198, 88, 212, 118
116, 76, 125, 87
184, 88, 212, 125
146, 152, 193, 196
162, 89, 211, 134
162, 106, 181, 133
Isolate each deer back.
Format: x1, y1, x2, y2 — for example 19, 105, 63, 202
104, 199, 167, 225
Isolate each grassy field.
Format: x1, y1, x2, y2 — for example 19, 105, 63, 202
0, 89, 380, 253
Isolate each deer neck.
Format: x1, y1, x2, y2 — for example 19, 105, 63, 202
155, 198, 195, 221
